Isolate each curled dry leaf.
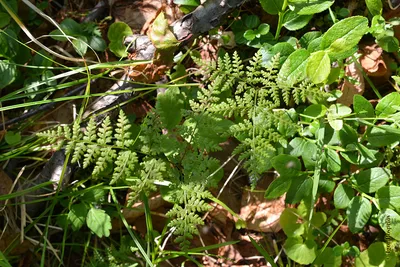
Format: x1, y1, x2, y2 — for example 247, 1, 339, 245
338, 60, 365, 106
359, 43, 388, 77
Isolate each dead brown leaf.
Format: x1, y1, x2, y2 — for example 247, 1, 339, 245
360, 44, 388, 77
338, 61, 365, 106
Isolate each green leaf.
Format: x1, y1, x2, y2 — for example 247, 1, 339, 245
280, 208, 305, 237
67, 203, 88, 231
311, 212, 327, 227
0, 12, 10, 28
173, 0, 200, 6
278, 49, 310, 86
299, 31, 322, 48
377, 36, 399, 53
81, 188, 106, 203
156, 88, 184, 130
378, 209, 400, 241
325, 149, 341, 172
368, 125, 400, 146
303, 104, 327, 120
287, 138, 308, 157
148, 12, 179, 50
88, 35, 107, 52
257, 23, 270, 35
334, 183, 354, 209
261, 42, 295, 67
376, 186, 400, 212
243, 30, 256, 41
259, 0, 284, 14
306, 50, 330, 84
321, 16, 369, 60
327, 104, 352, 131
86, 208, 112, 238
353, 167, 390, 193
284, 237, 317, 265
375, 92, 400, 117
265, 176, 292, 199
0, 60, 16, 89
4, 131, 21, 145
346, 196, 372, 233
289, 0, 334, 15
59, 18, 82, 36
302, 141, 318, 169
72, 36, 88, 56
283, 11, 313, 31
353, 95, 375, 118
355, 242, 396, 267
365, 0, 382, 16
271, 155, 302, 177
108, 22, 133, 57
244, 15, 260, 29
314, 247, 342, 267
286, 175, 312, 204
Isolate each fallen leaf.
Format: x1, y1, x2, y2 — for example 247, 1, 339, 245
360, 44, 388, 77
338, 61, 365, 106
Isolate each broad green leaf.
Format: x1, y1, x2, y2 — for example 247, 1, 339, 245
307, 36, 323, 52
353, 167, 391, 193
173, 0, 200, 6
148, 12, 179, 50
302, 141, 318, 169
328, 104, 352, 130
81, 188, 106, 203
334, 183, 354, 209
318, 176, 335, 193
365, 0, 382, 16
306, 50, 330, 84
347, 196, 372, 233
287, 138, 308, 157
244, 30, 256, 41
259, 0, 284, 14
368, 125, 400, 146
86, 208, 112, 238
88, 35, 107, 52
289, 0, 334, 15
156, 88, 184, 130
72, 36, 88, 56
265, 176, 292, 199
0, 60, 16, 89
283, 11, 312, 31
325, 149, 341, 172
377, 36, 399, 53
278, 49, 310, 86
257, 23, 270, 35
375, 92, 400, 116
353, 95, 375, 118
0, 12, 10, 28
284, 237, 317, 265
286, 175, 312, 204
378, 209, 400, 241
261, 42, 295, 67
355, 242, 396, 267
321, 16, 369, 60
280, 208, 305, 237
299, 31, 322, 48
108, 22, 133, 57
4, 131, 21, 145
67, 203, 88, 231
244, 15, 260, 29
314, 247, 342, 267
271, 154, 301, 177
339, 124, 358, 146
303, 104, 327, 120
376, 186, 400, 212
311, 212, 327, 227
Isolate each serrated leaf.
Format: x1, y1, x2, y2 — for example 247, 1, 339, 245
375, 92, 400, 117
353, 167, 390, 193
278, 49, 310, 86
366, 0, 382, 16
306, 50, 330, 84
67, 203, 88, 231
376, 186, 400, 212
86, 208, 112, 238
378, 209, 400, 241
284, 237, 317, 265
289, 0, 334, 15
283, 11, 313, 31
321, 16, 369, 60
108, 22, 133, 57
347, 196, 372, 233
334, 183, 354, 209
156, 88, 184, 130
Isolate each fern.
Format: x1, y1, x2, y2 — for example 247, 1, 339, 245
193, 51, 326, 180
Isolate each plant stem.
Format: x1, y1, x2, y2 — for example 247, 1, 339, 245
275, 0, 288, 40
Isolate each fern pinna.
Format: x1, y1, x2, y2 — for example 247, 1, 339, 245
192, 51, 329, 178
